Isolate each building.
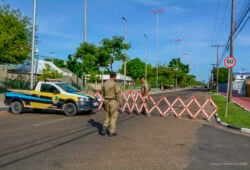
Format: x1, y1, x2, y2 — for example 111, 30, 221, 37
8, 59, 72, 76
219, 72, 250, 96
234, 72, 250, 82
98, 73, 133, 84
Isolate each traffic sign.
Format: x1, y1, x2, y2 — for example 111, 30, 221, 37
224, 56, 236, 68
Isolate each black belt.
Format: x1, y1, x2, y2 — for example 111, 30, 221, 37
104, 98, 117, 100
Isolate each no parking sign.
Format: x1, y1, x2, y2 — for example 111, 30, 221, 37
224, 56, 236, 68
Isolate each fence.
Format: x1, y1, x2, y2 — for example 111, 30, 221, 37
0, 77, 31, 93
94, 91, 218, 120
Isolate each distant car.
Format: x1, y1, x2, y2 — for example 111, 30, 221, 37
193, 86, 198, 88
4, 80, 99, 116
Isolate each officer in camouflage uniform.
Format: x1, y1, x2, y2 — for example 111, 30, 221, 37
141, 77, 151, 117
100, 72, 122, 137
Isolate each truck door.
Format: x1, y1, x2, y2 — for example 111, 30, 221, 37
31, 84, 61, 109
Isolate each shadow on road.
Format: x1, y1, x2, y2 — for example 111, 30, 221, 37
88, 119, 103, 135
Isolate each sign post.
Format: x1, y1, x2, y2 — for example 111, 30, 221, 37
224, 56, 236, 117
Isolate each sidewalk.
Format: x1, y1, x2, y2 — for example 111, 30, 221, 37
220, 92, 250, 111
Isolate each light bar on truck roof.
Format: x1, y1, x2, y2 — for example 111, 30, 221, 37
44, 79, 62, 82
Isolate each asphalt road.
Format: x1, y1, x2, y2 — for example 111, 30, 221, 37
0, 88, 249, 170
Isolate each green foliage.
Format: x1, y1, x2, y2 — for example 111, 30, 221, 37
212, 94, 250, 128
213, 67, 229, 84
0, 3, 31, 64
75, 42, 98, 73
100, 36, 130, 71
168, 58, 190, 73
96, 46, 110, 68
66, 55, 83, 78
87, 71, 100, 83
39, 64, 63, 80
120, 57, 197, 87
120, 58, 146, 79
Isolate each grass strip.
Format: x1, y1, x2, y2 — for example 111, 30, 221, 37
211, 94, 250, 128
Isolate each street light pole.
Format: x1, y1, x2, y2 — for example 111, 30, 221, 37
82, 0, 87, 89
30, 0, 37, 89
144, 34, 147, 81
152, 9, 163, 89
84, 0, 86, 42
156, 13, 159, 88
122, 17, 127, 86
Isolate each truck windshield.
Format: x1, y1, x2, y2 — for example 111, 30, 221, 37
56, 83, 80, 93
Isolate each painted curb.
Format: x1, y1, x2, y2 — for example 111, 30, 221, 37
215, 113, 250, 134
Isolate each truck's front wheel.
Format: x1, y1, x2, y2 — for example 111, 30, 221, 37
63, 102, 77, 116
11, 101, 23, 115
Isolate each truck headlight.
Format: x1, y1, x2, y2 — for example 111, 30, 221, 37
78, 97, 89, 102
96, 97, 101, 102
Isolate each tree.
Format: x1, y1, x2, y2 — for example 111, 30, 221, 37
75, 42, 98, 88
96, 46, 110, 69
213, 67, 229, 84
0, 4, 31, 64
120, 58, 145, 80
100, 36, 130, 71
39, 64, 63, 80
168, 58, 189, 73
66, 54, 82, 78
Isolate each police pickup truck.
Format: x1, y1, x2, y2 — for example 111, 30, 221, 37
4, 79, 99, 116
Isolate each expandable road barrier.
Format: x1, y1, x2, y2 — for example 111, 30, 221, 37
94, 91, 218, 119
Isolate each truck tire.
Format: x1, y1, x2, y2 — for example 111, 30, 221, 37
63, 102, 77, 116
11, 101, 23, 115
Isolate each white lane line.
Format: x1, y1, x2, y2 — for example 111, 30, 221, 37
33, 118, 71, 127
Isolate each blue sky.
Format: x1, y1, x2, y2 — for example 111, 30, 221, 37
3, 0, 250, 81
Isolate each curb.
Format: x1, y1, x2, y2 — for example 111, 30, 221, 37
214, 113, 250, 134
233, 101, 250, 112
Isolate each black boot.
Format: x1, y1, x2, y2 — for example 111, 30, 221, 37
109, 132, 118, 137
100, 126, 107, 136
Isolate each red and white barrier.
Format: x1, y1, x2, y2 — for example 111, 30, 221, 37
94, 91, 218, 120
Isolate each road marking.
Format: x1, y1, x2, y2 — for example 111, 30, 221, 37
33, 118, 71, 127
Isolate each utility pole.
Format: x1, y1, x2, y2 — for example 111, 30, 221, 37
228, 0, 235, 103
210, 64, 216, 88
144, 34, 148, 81
30, 0, 37, 89
50, 52, 55, 63
122, 17, 127, 86
211, 45, 223, 93
82, 0, 87, 89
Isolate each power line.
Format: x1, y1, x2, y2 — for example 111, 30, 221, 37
219, 4, 249, 65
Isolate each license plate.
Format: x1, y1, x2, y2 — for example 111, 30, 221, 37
93, 102, 98, 106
